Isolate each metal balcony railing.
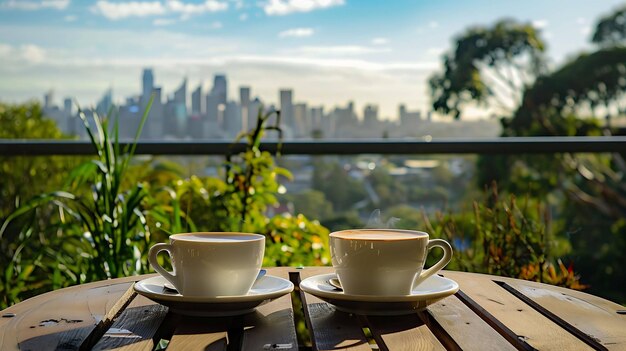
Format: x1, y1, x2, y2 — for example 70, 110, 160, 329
1, 136, 626, 156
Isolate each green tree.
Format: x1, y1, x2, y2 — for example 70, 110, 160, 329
312, 159, 367, 211
429, 19, 546, 119
592, 5, 626, 47
281, 190, 334, 221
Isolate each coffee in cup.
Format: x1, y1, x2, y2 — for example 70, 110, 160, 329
148, 232, 265, 296
330, 229, 452, 296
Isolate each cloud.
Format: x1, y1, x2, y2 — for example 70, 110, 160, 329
264, 0, 344, 16
167, 0, 227, 19
92, 1, 166, 20
532, 19, 548, 29
211, 21, 222, 28
428, 21, 439, 29
64, 14, 76, 21
279, 28, 314, 38
239, 13, 248, 21
0, 43, 46, 63
92, 0, 227, 20
2, 0, 70, 10
296, 45, 391, 56
153, 18, 175, 25
371, 37, 388, 45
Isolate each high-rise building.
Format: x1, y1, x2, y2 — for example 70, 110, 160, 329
280, 89, 294, 134
333, 101, 357, 136
248, 97, 262, 131
293, 103, 308, 136
211, 75, 227, 105
63, 98, 72, 116
240, 86, 250, 107
399, 104, 421, 128
240, 86, 250, 130
191, 85, 202, 115
364, 105, 378, 128
146, 87, 164, 139
206, 93, 218, 123
309, 106, 324, 137
224, 101, 242, 138
142, 68, 154, 100
44, 90, 53, 109
170, 79, 188, 137
96, 89, 113, 116
174, 78, 187, 106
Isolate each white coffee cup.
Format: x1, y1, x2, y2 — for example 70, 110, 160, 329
148, 232, 265, 297
330, 229, 453, 296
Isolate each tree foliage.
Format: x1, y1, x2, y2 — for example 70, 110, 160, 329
592, 5, 626, 46
507, 48, 626, 135
429, 19, 546, 118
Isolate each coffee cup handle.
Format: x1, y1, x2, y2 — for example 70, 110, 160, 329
413, 239, 453, 288
148, 243, 179, 289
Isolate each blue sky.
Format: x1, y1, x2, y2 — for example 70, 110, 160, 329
0, 0, 624, 119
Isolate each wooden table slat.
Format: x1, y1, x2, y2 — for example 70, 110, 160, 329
501, 279, 626, 351
297, 268, 371, 351
425, 295, 517, 351
92, 295, 168, 351
241, 267, 298, 351
365, 313, 446, 351
443, 271, 595, 351
1, 280, 139, 351
167, 316, 230, 351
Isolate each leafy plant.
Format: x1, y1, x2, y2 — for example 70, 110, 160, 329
1, 98, 155, 285
421, 182, 586, 290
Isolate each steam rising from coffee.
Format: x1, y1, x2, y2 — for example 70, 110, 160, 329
365, 209, 400, 229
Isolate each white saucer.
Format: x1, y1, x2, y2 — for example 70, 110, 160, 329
134, 275, 294, 316
299, 273, 459, 315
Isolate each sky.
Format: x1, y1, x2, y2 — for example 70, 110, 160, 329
0, 0, 625, 120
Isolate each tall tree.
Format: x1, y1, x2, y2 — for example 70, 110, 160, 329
429, 19, 546, 119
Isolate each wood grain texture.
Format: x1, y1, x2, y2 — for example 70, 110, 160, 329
425, 294, 516, 351
167, 316, 230, 351
92, 295, 168, 351
443, 271, 594, 351
365, 314, 446, 351
297, 267, 371, 351
241, 267, 298, 351
0, 280, 141, 351
502, 279, 626, 350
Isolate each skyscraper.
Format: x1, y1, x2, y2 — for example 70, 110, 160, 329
280, 89, 294, 134
294, 103, 308, 136
211, 75, 227, 105
44, 90, 53, 109
142, 68, 154, 100
206, 93, 218, 123
192, 85, 202, 115
96, 89, 113, 116
172, 79, 188, 137
224, 101, 242, 138
240, 86, 250, 130
63, 98, 72, 116
364, 105, 378, 128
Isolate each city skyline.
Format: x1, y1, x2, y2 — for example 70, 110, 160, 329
1, 0, 624, 119
41, 67, 501, 141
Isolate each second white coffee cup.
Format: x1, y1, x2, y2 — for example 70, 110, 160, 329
330, 229, 452, 296
148, 232, 265, 297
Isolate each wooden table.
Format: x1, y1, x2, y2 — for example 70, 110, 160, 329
1, 267, 625, 351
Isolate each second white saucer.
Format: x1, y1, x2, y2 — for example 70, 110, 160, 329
300, 273, 459, 315
134, 274, 294, 316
